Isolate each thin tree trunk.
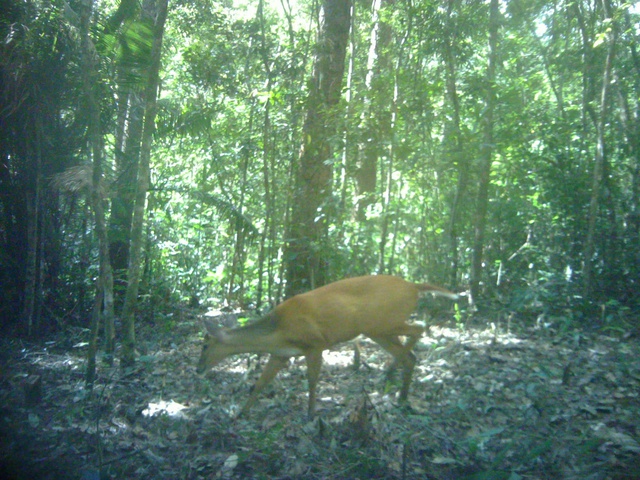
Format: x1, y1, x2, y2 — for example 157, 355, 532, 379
387, 184, 401, 273
256, 0, 273, 310
616, 10, 640, 288
120, 0, 168, 367
470, 0, 499, 306
276, 0, 306, 302
23, 190, 38, 336
354, 0, 393, 219
22, 113, 44, 336
227, 108, 254, 307
443, 1, 466, 288
378, 150, 393, 273
35, 190, 46, 330
86, 287, 104, 386
109, 94, 143, 276
108, 0, 144, 302
339, 5, 355, 222
583, 0, 617, 298
79, 0, 115, 384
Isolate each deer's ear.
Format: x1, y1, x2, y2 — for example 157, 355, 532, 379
203, 318, 228, 341
203, 318, 219, 335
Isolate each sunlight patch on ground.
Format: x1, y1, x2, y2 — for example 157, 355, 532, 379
223, 361, 258, 374
323, 349, 354, 367
428, 325, 524, 346
142, 399, 188, 418
25, 347, 84, 371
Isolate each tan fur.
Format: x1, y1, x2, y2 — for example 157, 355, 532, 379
197, 275, 457, 417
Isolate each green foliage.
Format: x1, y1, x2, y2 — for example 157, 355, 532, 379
129, 0, 630, 320
2, 0, 639, 332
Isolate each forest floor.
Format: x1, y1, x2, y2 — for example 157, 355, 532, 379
1, 310, 640, 480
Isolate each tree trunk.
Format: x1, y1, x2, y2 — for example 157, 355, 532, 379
108, 0, 144, 294
22, 113, 45, 336
443, 1, 467, 289
378, 150, 393, 273
583, 0, 617, 298
105, 1, 145, 358
79, 0, 115, 384
109, 93, 143, 277
120, 0, 168, 368
354, 0, 393, 220
256, 0, 274, 310
23, 190, 38, 336
616, 8, 640, 292
470, 0, 499, 306
227, 114, 253, 307
85, 287, 103, 386
284, 0, 351, 296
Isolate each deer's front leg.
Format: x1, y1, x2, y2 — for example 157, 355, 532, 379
240, 355, 290, 416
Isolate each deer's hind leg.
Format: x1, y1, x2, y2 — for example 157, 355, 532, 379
370, 324, 423, 402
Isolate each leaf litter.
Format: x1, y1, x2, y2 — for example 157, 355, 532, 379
1, 314, 639, 479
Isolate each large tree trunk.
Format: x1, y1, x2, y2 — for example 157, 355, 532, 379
284, 0, 351, 296
470, 0, 499, 306
120, 0, 168, 368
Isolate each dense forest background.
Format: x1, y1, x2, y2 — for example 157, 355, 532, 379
2, 1, 640, 478
2, 0, 639, 344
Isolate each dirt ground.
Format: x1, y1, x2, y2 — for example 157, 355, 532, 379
1, 313, 639, 479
